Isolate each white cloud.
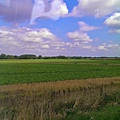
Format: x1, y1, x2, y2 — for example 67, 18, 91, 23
104, 13, 120, 27
104, 12, 120, 33
30, 0, 68, 24
78, 21, 100, 31
0, 26, 119, 56
26, 28, 57, 42
107, 43, 119, 49
97, 43, 120, 51
0, 29, 13, 36
73, 42, 94, 51
66, 21, 102, 52
68, 0, 120, 18
67, 31, 93, 43
0, 27, 20, 48
66, 42, 74, 48
24, 45, 37, 50
0, 27, 68, 54
97, 45, 107, 51
66, 21, 99, 44
82, 45, 92, 49
0, 0, 68, 24
109, 29, 120, 34
66, 21, 120, 53
41, 44, 50, 49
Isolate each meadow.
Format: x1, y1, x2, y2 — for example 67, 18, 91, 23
0, 59, 120, 120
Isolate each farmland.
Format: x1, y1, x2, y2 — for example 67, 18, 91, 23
0, 59, 120, 85
0, 59, 120, 120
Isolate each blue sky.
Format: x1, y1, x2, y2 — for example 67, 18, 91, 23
0, 0, 120, 56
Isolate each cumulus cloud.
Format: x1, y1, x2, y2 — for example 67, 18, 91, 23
41, 44, 50, 49
68, 0, 120, 18
97, 45, 107, 51
104, 12, 120, 33
66, 21, 120, 52
0, 25, 119, 55
96, 42, 120, 51
66, 21, 99, 44
0, 25, 94, 55
26, 28, 57, 41
67, 31, 93, 43
0, 0, 68, 24
73, 42, 93, 50
78, 21, 100, 31
17, 28, 60, 45
66, 21, 100, 51
0, 26, 68, 54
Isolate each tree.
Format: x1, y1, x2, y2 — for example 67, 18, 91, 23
19, 54, 37, 59
7, 55, 14, 59
0, 54, 7, 59
38, 55, 42, 59
57, 55, 68, 59
14, 55, 19, 59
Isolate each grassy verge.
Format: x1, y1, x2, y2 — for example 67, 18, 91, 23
0, 77, 120, 120
64, 105, 120, 120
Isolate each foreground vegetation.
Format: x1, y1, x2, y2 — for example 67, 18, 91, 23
0, 59, 120, 119
0, 59, 120, 85
0, 77, 120, 120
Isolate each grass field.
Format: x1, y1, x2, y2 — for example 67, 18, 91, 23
0, 59, 120, 85
0, 59, 120, 120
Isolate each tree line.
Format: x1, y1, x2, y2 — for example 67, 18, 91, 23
0, 53, 119, 59
0, 54, 68, 59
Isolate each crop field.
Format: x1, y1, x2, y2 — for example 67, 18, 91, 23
0, 59, 120, 120
0, 59, 120, 85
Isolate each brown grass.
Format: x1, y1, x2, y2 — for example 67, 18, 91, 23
0, 77, 120, 93
0, 77, 120, 120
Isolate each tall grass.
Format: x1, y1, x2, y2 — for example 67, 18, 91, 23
0, 77, 120, 120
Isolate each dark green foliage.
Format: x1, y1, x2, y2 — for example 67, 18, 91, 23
61, 106, 120, 120
6, 55, 14, 59
0, 54, 7, 59
19, 54, 37, 59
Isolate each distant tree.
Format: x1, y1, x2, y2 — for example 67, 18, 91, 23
38, 55, 42, 59
14, 55, 19, 59
7, 55, 14, 59
58, 55, 68, 59
19, 54, 37, 59
0, 54, 7, 59
43, 56, 50, 59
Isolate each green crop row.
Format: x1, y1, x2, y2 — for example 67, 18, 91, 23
0, 59, 120, 85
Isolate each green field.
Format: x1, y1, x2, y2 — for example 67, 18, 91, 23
0, 59, 120, 120
0, 59, 120, 85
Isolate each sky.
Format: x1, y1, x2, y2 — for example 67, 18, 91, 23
0, 0, 120, 57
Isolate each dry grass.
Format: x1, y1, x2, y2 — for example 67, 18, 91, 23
0, 77, 120, 93
0, 77, 120, 120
